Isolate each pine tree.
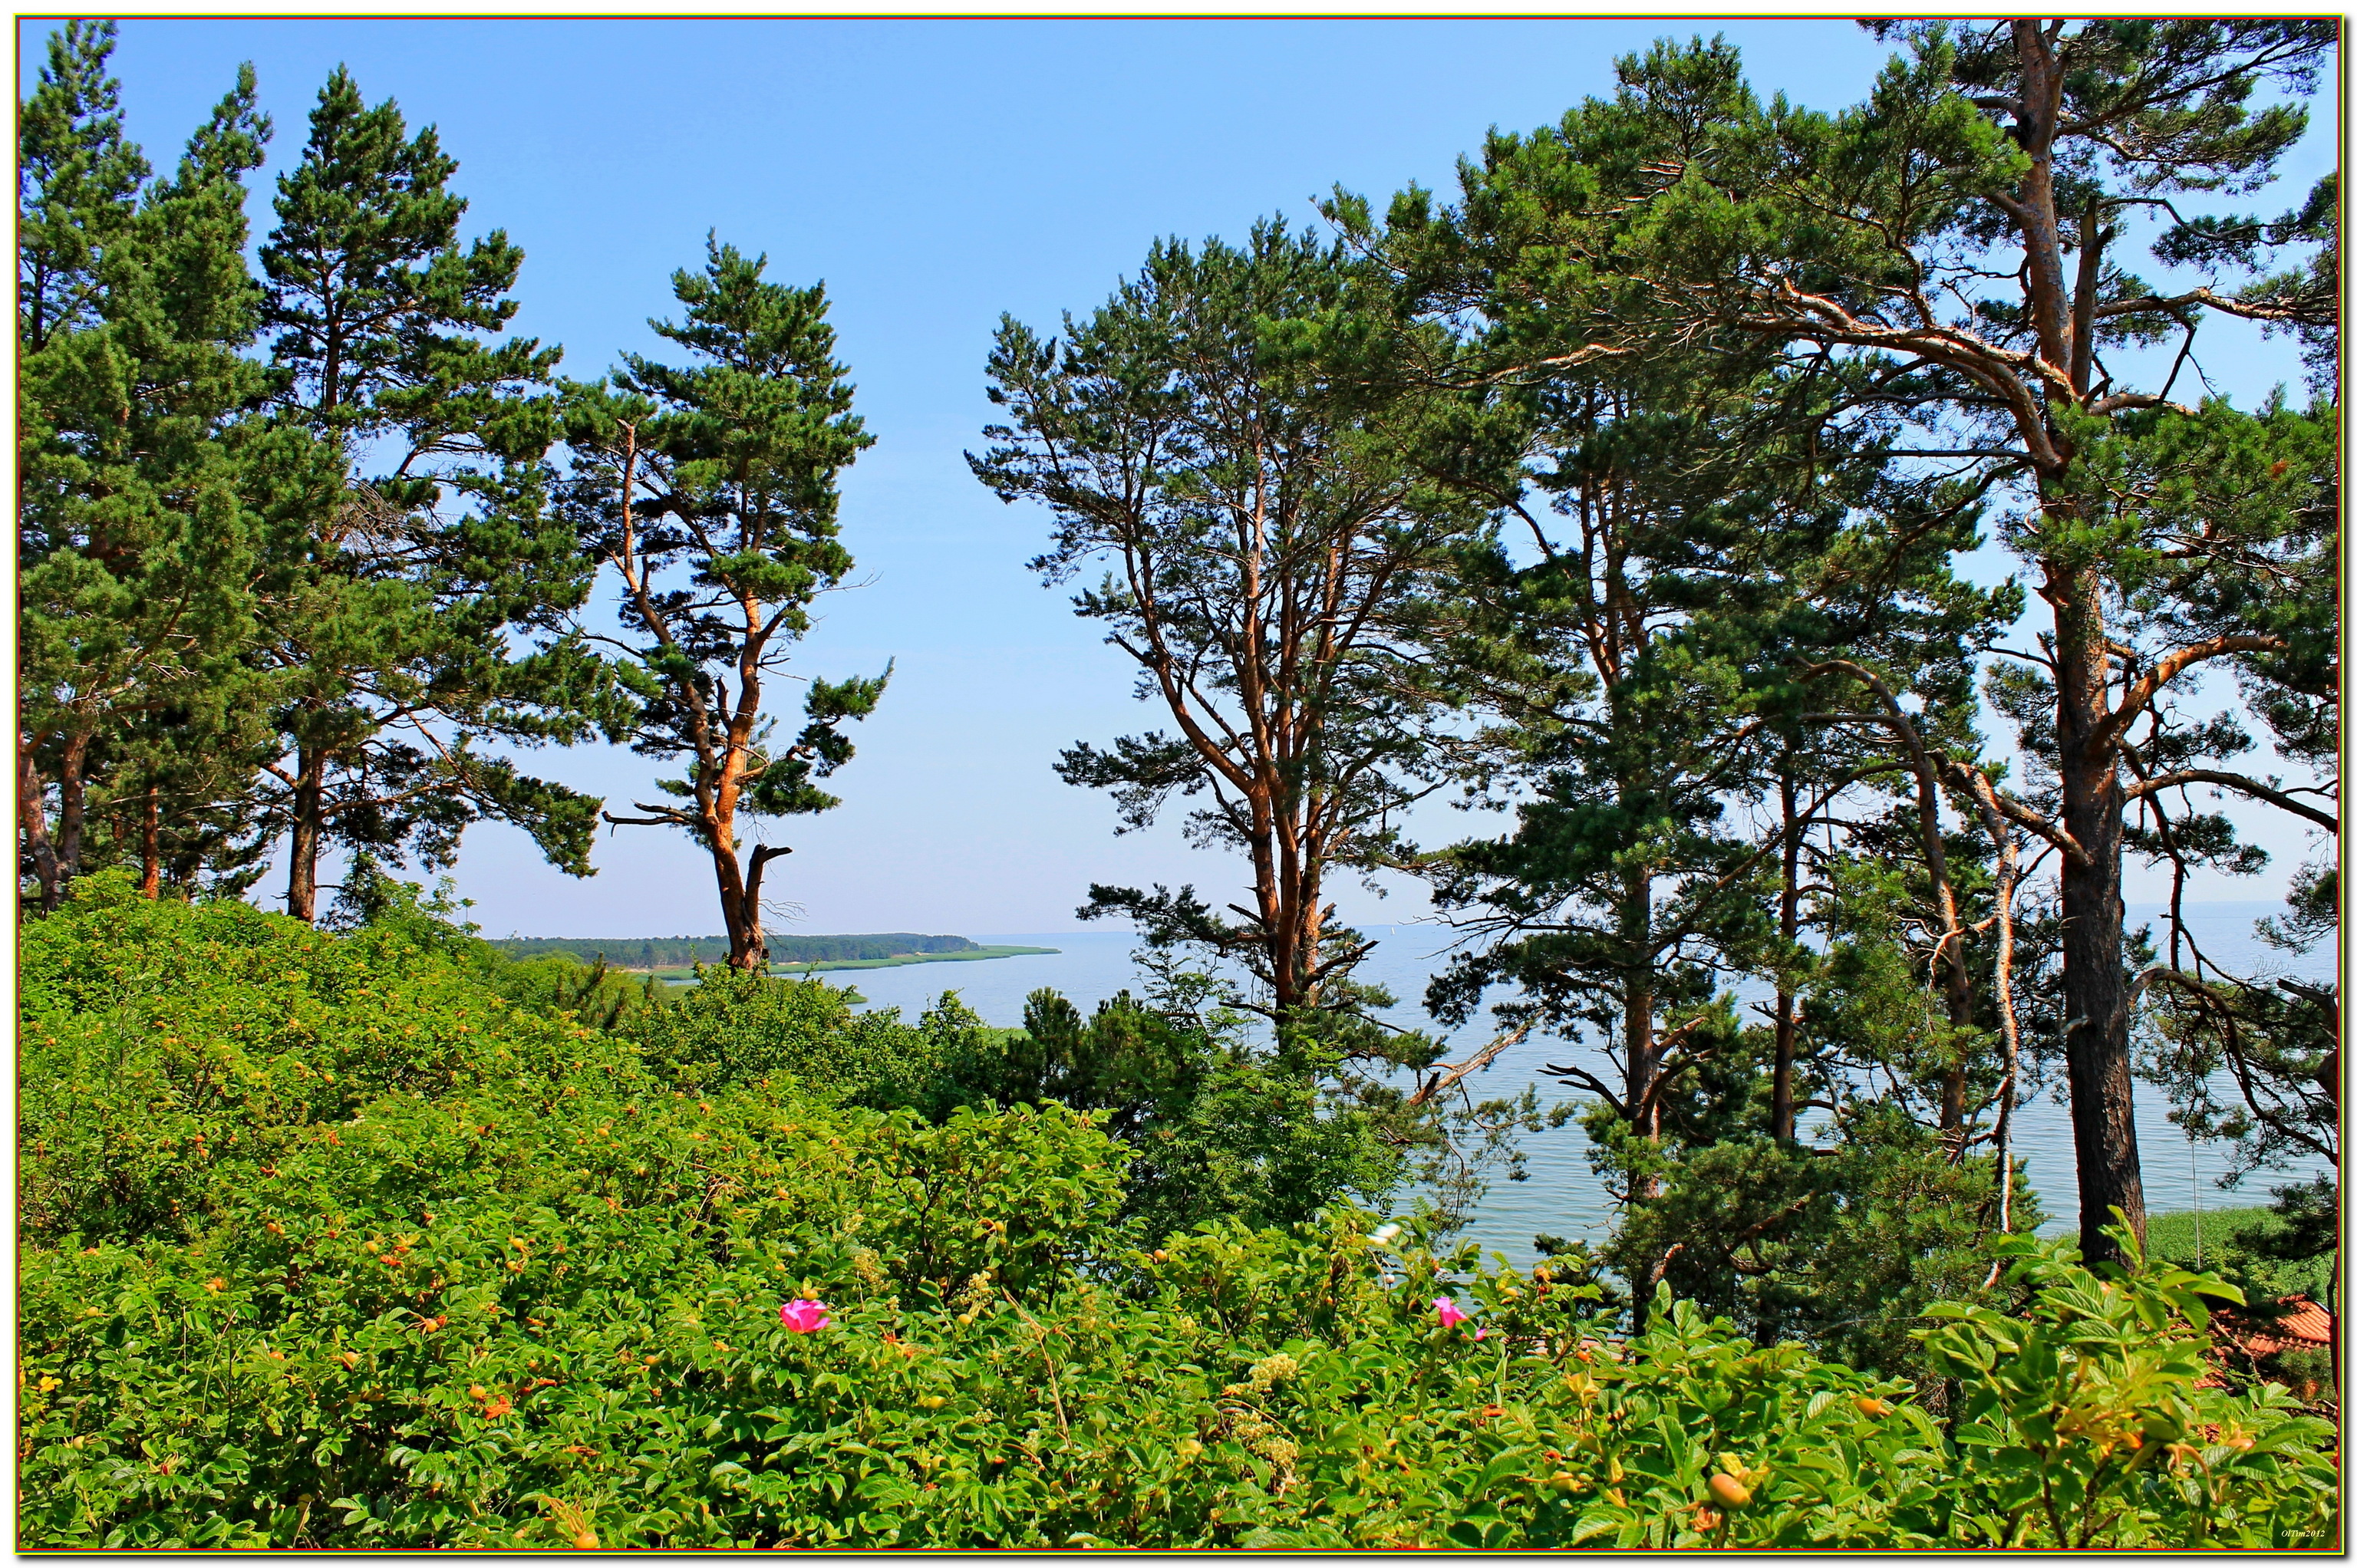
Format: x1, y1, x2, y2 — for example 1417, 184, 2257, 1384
17, 24, 308, 908
973, 220, 1492, 1040
253, 66, 627, 921
1353, 20, 2336, 1263
560, 239, 887, 972
17, 21, 144, 356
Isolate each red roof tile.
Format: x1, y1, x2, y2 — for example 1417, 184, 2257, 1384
2211, 1294, 2336, 1362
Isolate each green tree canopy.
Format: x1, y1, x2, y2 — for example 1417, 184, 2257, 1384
17, 22, 324, 908
972, 219, 1498, 1040
1338, 19, 2338, 1265
560, 239, 888, 972
252, 64, 628, 921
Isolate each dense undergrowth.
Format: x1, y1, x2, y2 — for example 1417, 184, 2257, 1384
17, 882, 2341, 1549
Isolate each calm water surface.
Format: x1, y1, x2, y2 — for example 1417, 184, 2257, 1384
826, 904, 2336, 1269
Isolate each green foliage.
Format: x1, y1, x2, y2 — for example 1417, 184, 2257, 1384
18, 22, 318, 907
18, 886, 2335, 1549
973, 218, 1492, 1026
18, 21, 2340, 1553
488, 952, 662, 1033
2147, 1181, 2341, 1416
495, 934, 736, 968
1376, 59, 2026, 1323
21, 871, 615, 1246
251, 62, 628, 915
943, 987, 1410, 1242
622, 964, 991, 1116
1344, 15, 2339, 1266
1914, 1227, 2334, 1548
608, 964, 1410, 1244
1603, 1101, 2043, 1387
2144, 1203, 2333, 1306
2141, 828, 2339, 1199
15, 26, 626, 915
557, 238, 887, 968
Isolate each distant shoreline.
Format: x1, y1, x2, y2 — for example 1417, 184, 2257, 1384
491, 931, 1053, 973
594, 944, 1064, 983
766, 944, 1060, 975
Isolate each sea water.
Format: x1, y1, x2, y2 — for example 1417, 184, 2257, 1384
830, 904, 2336, 1268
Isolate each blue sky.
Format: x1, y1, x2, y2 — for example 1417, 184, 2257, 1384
25, 18, 2333, 939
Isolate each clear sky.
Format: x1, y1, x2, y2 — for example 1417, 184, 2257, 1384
25, 18, 2334, 939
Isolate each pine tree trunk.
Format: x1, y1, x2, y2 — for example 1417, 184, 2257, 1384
1251, 805, 1300, 1016
742, 842, 792, 973
285, 746, 325, 922
19, 747, 62, 911
140, 785, 161, 898
53, 732, 90, 905
2004, 22, 2144, 1266
710, 802, 766, 972
2052, 558, 2144, 1265
1772, 769, 1800, 1141
1624, 865, 1659, 1162
1624, 863, 1664, 1332
1294, 844, 1326, 1016
717, 865, 764, 970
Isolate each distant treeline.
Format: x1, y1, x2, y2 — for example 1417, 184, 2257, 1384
495, 934, 981, 968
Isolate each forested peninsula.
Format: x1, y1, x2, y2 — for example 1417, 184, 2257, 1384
495, 934, 992, 968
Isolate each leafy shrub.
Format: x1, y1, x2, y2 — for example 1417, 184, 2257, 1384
618, 970, 1411, 1244
942, 987, 1409, 1240
21, 877, 641, 1245
620, 962, 992, 1113
486, 954, 668, 1033
16, 892, 2339, 1548
2144, 1184, 2339, 1309
1606, 1102, 2045, 1383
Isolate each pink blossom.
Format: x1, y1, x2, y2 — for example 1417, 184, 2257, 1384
779, 1298, 832, 1333
1432, 1297, 1469, 1330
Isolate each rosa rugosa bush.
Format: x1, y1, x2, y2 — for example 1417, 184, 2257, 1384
17, 891, 2338, 1549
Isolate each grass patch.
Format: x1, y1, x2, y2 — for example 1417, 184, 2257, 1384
2145, 1207, 2275, 1268
2146, 1206, 2334, 1300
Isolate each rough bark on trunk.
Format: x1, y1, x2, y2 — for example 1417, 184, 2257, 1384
2052, 558, 2144, 1264
285, 746, 325, 923
713, 838, 762, 971
703, 743, 786, 973
140, 785, 161, 898
1771, 768, 1801, 1141
2010, 21, 2144, 1265
1291, 852, 1326, 1016
52, 732, 90, 908
1624, 868, 1660, 1157
715, 837, 792, 973
20, 746, 62, 911
1624, 863, 1666, 1331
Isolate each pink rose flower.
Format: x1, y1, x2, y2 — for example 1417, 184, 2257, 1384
780, 1298, 832, 1333
1432, 1297, 1485, 1337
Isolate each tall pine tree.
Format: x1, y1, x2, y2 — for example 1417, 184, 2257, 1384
973, 221, 1495, 1039
17, 24, 318, 908
1349, 21, 2336, 1263
560, 240, 887, 971
254, 66, 627, 921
